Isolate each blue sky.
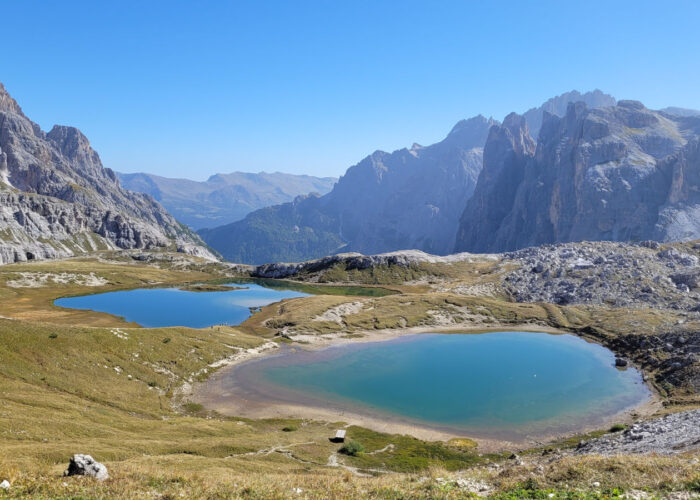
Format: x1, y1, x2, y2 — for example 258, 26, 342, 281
3, 0, 699, 179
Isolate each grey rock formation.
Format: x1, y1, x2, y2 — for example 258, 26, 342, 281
64, 454, 109, 481
201, 115, 497, 264
523, 89, 616, 140
118, 171, 337, 230
0, 82, 215, 264
501, 241, 700, 311
576, 409, 700, 455
455, 100, 700, 253
454, 113, 536, 254
328, 116, 494, 255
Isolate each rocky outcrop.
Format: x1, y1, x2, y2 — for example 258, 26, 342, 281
118, 171, 337, 230
576, 409, 700, 455
500, 241, 700, 311
251, 249, 476, 279
64, 454, 109, 481
455, 100, 700, 253
0, 82, 215, 264
608, 331, 699, 393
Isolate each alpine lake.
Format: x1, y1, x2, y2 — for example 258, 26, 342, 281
55, 282, 650, 441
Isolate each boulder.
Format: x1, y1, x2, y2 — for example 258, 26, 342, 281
64, 454, 109, 481
615, 357, 628, 367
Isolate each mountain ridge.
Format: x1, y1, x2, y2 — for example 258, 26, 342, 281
118, 171, 337, 230
0, 82, 215, 264
200, 90, 616, 264
455, 99, 700, 253
199, 115, 497, 264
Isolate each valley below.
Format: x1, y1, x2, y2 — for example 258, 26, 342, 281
0, 243, 698, 498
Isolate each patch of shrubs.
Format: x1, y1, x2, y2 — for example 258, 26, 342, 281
339, 441, 365, 456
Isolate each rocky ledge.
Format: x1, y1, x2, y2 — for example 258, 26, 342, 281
607, 331, 700, 394
252, 250, 485, 279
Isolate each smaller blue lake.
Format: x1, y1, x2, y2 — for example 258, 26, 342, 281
225, 332, 651, 440
54, 283, 309, 328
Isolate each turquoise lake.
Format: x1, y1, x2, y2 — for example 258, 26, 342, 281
228, 332, 650, 439
54, 282, 310, 328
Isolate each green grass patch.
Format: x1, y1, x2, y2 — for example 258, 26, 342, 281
339, 426, 490, 472
338, 440, 365, 456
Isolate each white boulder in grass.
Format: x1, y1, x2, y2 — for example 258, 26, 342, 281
64, 454, 109, 481
0, 480, 9, 489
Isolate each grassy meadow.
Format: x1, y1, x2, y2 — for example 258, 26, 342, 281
0, 252, 697, 498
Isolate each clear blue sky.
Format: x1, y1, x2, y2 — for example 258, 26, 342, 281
3, 0, 699, 180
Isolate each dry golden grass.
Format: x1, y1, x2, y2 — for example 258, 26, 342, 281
0, 255, 698, 498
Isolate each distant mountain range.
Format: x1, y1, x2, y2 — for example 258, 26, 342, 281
118, 171, 337, 230
6, 81, 699, 269
0, 83, 214, 264
199, 115, 496, 264
199, 90, 618, 264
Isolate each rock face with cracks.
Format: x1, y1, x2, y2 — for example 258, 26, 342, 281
0, 82, 215, 264
455, 100, 700, 253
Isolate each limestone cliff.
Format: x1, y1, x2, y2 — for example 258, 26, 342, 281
0, 83, 215, 264
455, 100, 700, 252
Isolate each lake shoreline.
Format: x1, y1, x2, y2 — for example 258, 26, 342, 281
191, 324, 661, 452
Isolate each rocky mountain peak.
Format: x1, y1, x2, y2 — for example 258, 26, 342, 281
455, 98, 700, 254
523, 89, 616, 140
47, 125, 101, 164
502, 112, 529, 135
488, 112, 536, 160
445, 115, 499, 149
0, 83, 25, 116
